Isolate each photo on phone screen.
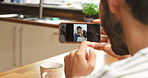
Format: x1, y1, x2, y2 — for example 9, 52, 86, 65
59, 23, 100, 43
73, 24, 87, 42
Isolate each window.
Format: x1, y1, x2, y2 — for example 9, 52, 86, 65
44, 0, 100, 5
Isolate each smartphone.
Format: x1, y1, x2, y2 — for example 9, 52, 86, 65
59, 22, 100, 43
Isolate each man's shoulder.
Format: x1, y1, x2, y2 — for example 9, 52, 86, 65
106, 47, 148, 77
74, 33, 77, 36
135, 47, 148, 55
111, 47, 148, 66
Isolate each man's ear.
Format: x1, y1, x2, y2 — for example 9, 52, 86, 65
108, 0, 119, 14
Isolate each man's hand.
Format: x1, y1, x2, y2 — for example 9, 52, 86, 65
64, 41, 96, 77
89, 43, 130, 60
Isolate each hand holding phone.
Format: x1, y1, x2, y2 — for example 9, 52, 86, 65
59, 22, 100, 43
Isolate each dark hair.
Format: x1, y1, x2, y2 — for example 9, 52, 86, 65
125, 0, 148, 25
77, 26, 82, 30
83, 30, 87, 38
101, 0, 148, 25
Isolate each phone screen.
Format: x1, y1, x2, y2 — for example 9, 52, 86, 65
59, 23, 100, 43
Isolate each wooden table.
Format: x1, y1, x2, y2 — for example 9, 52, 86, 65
0, 50, 118, 78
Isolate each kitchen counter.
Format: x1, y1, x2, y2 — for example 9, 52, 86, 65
0, 17, 58, 28
0, 49, 118, 78
0, 14, 76, 28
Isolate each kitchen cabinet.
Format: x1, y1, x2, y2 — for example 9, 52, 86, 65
0, 20, 52, 70
0, 21, 19, 72
0, 20, 79, 72
20, 24, 52, 65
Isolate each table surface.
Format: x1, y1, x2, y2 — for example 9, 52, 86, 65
0, 50, 118, 78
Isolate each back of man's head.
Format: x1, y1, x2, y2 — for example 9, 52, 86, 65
100, 0, 148, 55
125, 0, 148, 25
101, 0, 148, 25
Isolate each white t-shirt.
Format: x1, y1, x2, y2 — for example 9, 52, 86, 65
71, 47, 148, 78
77, 37, 87, 42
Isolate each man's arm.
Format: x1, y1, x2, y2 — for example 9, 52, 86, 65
64, 19, 131, 78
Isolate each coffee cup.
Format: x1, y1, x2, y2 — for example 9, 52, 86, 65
40, 62, 63, 78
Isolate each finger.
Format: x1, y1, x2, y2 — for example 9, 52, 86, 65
77, 41, 92, 54
102, 44, 120, 59
85, 52, 89, 61
103, 44, 112, 52
101, 37, 108, 43
64, 55, 69, 68
64, 55, 70, 77
101, 27, 106, 35
69, 51, 76, 58
64, 54, 69, 62
92, 19, 101, 24
89, 42, 105, 50
107, 39, 110, 44
88, 48, 96, 68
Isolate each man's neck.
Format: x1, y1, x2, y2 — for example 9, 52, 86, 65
122, 15, 148, 55
119, 7, 148, 55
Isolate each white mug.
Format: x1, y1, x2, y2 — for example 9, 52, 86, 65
40, 62, 63, 78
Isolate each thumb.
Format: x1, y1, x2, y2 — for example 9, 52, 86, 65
88, 48, 96, 67
89, 42, 105, 50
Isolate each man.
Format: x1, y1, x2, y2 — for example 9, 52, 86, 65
74, 26, 83, 42
64, 0, 148, 78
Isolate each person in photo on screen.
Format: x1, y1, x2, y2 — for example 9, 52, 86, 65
74, 26, 83, 42
60, 25, 66, 42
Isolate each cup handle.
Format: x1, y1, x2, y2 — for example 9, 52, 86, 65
42, 72, 47, 78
